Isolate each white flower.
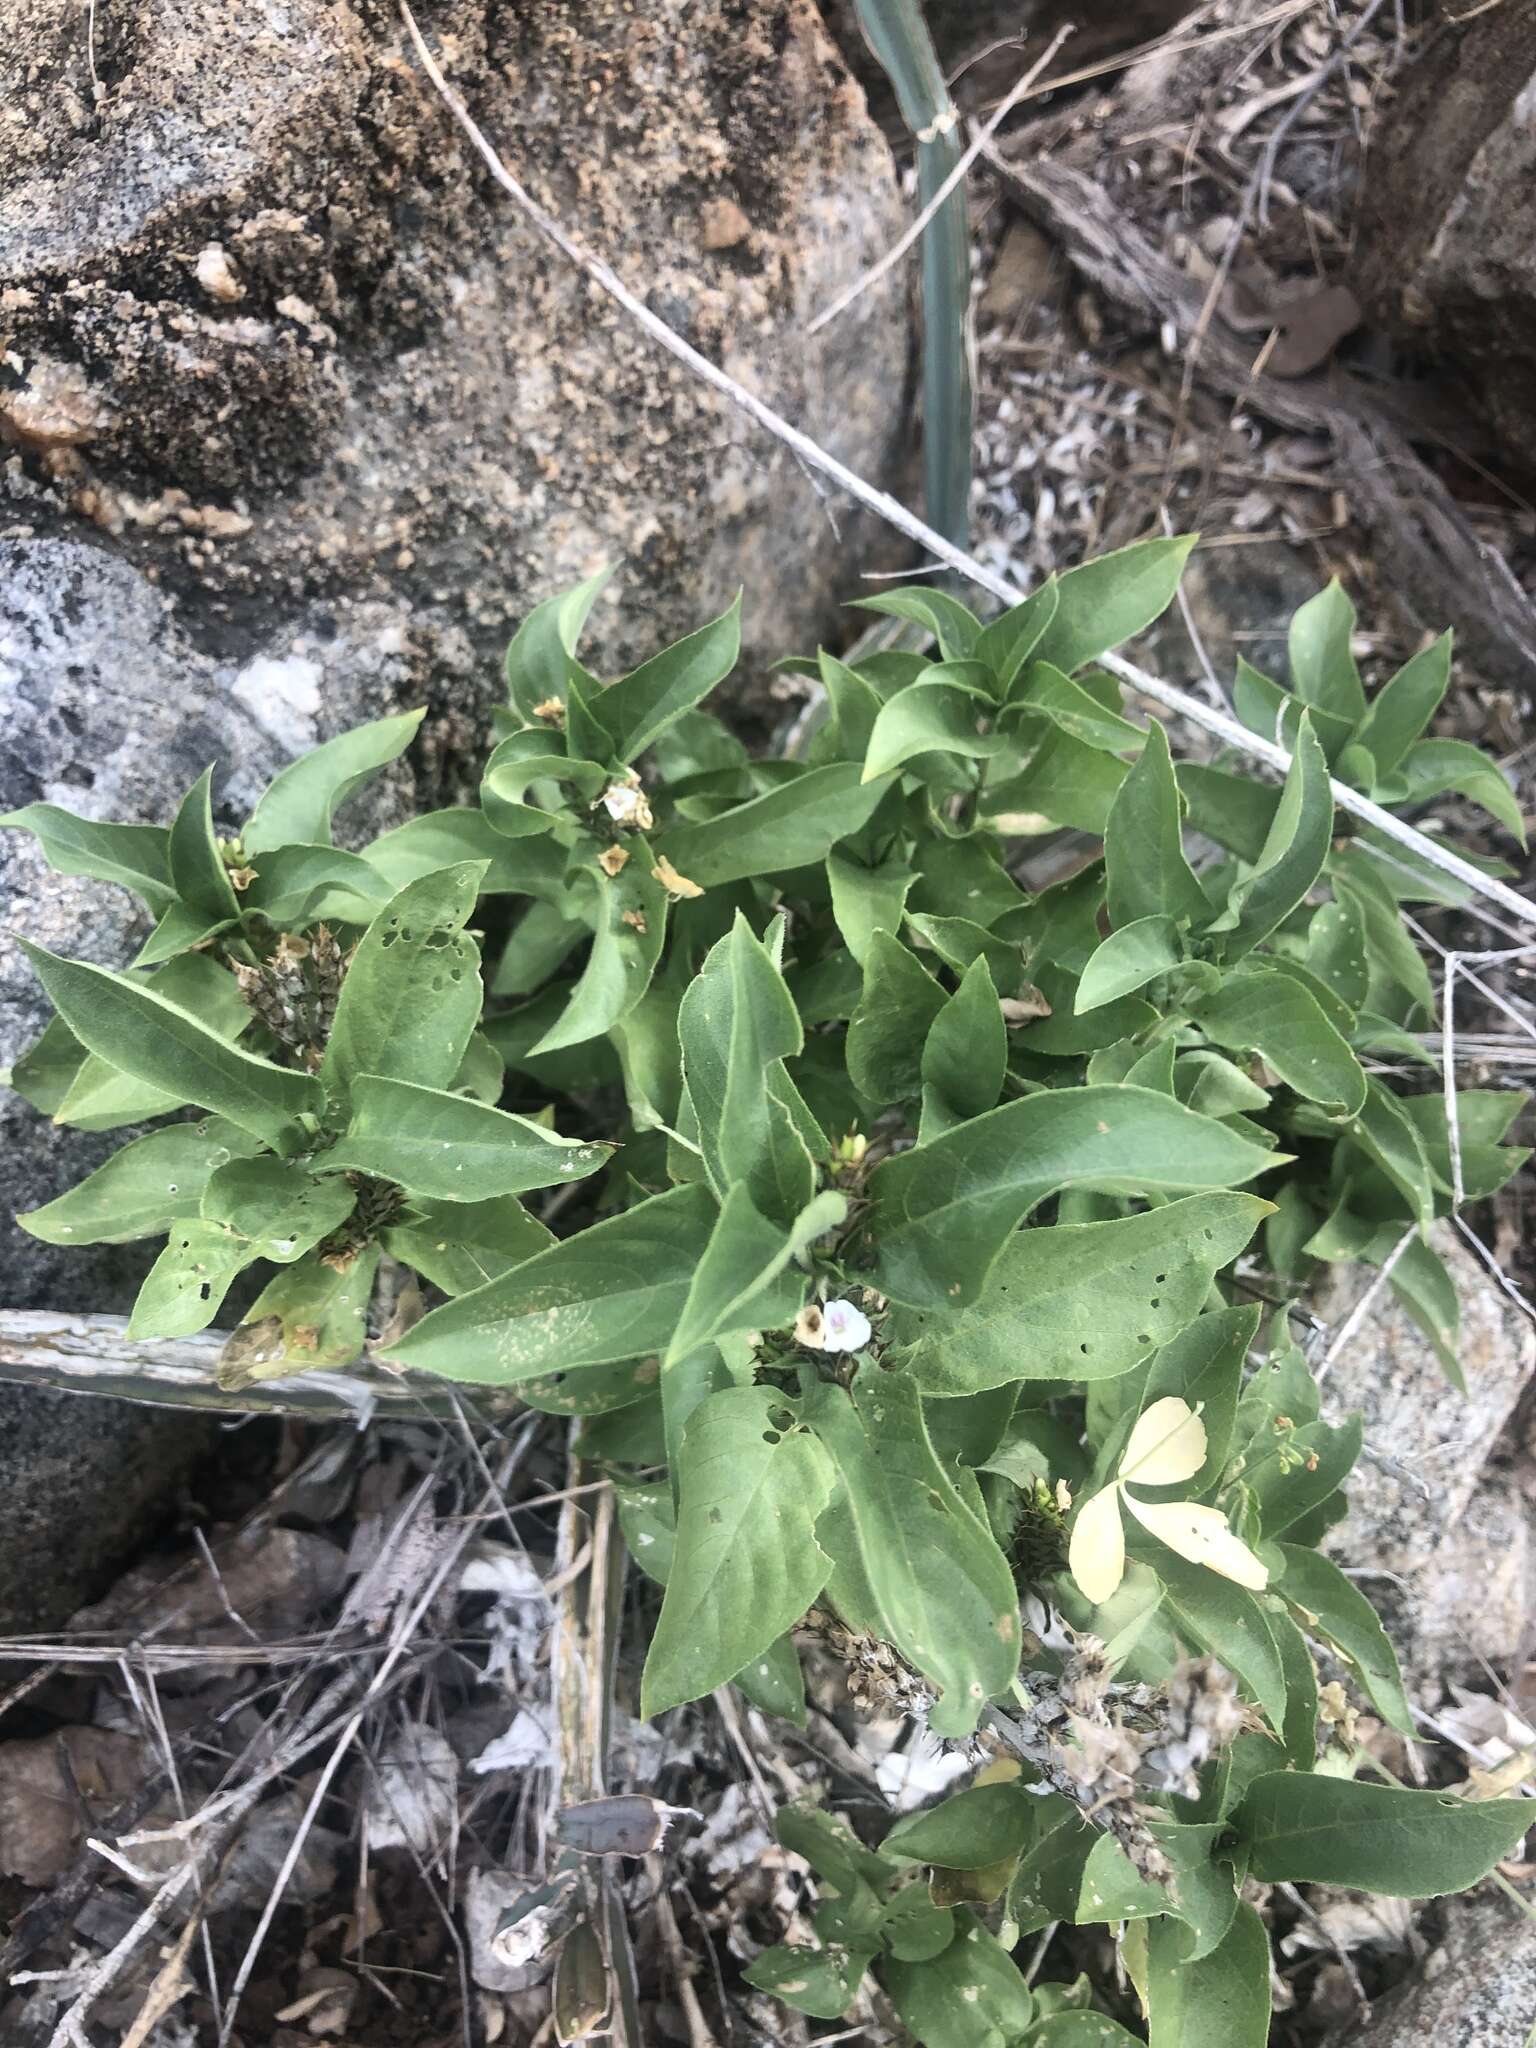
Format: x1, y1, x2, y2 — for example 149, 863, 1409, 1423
1066, 1396, 1268, 1607
820, 1299, 872, 1353
600, 778, 652, 829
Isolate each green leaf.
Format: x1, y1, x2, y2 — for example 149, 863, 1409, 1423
1276, 1545, 1412, 1734
827, 851, 915, 966
850, 586, 982, 660
479, 734, 606, 838
1207, 715, 1332, 960
1103, 720, 1210, 931
1384, 1230, 1462, 1383
1355, 633, 1449, 780
219, 1246, 380, 1386
906, 912, 1023, 996
364, 807, 571, 899
1305, 895, 1369, 1011
776, 1800, 899, 1895
880, 1890, 957, 1964
1395, 737, 1526, 844
130, 898, 235, 970
16, 1118, 265, 1246
657, 764, 893, 886
1245, 1414, 1363, 1539
921, 956, 1005, 1126
322, 1075, 609, 1199
1019, 663, 1146, 753
1172, 1052, 1269, 1119
165, 766, 242, 926
386, 1183, 715, 1383
1029, 2016, 1142, 2047
1076, 917, 1182, 1013
1288, 579, 1366, 724
1032, 535, 1195, 675
589, 596, 741, 761
666, 1186, 844, 1364
1234, 1774, 1532, 1895
983, 726, 1127, 833
240, 844, 395, 926
1234, 654, 1357, 761
1189, 969, 1365, 1113
880, 1912, 1036, 2048
900, 1197, 1267, 1397
128, 1223, 262, 1339
679, 913, 821, 1219
244, 709, 425, 857
18, 939, 320, 1153
811, 649, 885, 765
744, 1940, 871, 2021
732, 1633, 807, 1725
866, 1087, 1282, 1311
321, 863, 485, 1106
532, 843, 669, 1053
805, 1375, 1019, 1734
862, 666, 1006, 783
1146, 1901, 1269, 2048
847, 928, 948, 1108
1349, 1079, 1435, 1227
0, 804, 174, 910
884, 1781, 1039, 1870
200, 1152, 355, 1252
1176, 763, 1280, 864
383, 1194, 552, 1295
45, 953, 254, 1132
974, 580, 1059, 694
503, 566, 614, 724
5, 1014, 85, 1118
640, 1386, 835, 1716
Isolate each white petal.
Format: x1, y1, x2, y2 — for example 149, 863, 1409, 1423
820, 1299, 872, 1353
1118, 1396, 1207, 1488
1122, 1494, 1269, 1591
1068, 1484, 1126, 1607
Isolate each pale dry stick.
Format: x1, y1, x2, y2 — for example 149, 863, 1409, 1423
646, 1856, 719, 2048
1161, 503, 1225, 707
1403, 917, 1536, 1045
1454, 1213, 1536, 1328
397, 0, 1536, 941
1278, 1880, 1372, 2020
1444, 949, 1464, 1209
805, 26, 1073, 336
1314, 1223, 1417, 1383
213, 1438, 531, 2048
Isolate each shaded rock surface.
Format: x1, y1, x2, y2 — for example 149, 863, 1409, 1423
1357, 6, 1536, 479
1343, 1893, 1536, 2048
0, 1385, 209, 1635
0, 0, 913, 1631
1314, 1226, 1536, 1693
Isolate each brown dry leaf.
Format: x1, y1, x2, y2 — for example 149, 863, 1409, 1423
0, 1727, 145, 1886
1264, 284, 1362, 379
72, 1525, 347, 1640
275, 1967, 359, 2037
1000, 984, 1052, 1025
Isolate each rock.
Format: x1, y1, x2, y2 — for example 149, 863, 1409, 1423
1313, 1225, 1536, 1694
0, 0, 911, 694
1357, 7, 1536, 478
0, 1384, 209, 1633
1342, 1894, 1536, 2047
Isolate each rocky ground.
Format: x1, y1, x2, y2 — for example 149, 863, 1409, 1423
3, 1, 1536, 2043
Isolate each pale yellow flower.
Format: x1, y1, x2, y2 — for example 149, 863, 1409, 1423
1066, 1396, 1267, 1607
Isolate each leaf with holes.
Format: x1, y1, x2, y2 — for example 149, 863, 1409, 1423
640, 1386, 836, 1716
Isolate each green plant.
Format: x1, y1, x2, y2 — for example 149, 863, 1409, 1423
6, 541, 1530, 2042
